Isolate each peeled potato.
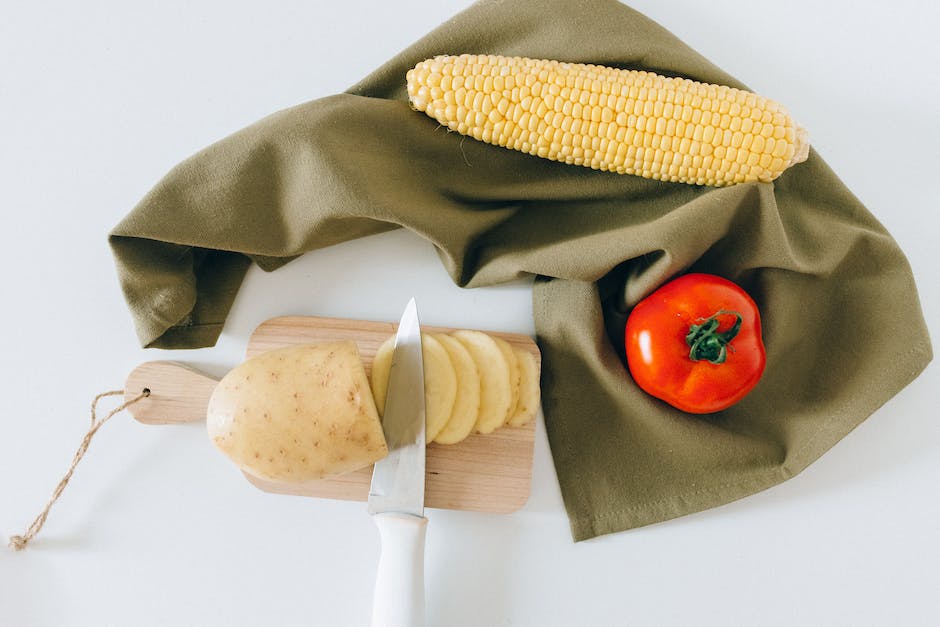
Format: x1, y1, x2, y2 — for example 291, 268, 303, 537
370, 333, 458, 442
453, 329, 512, 434
492, 336, 521, 421
206, 342, 388, 483
507, 346, 540, 427
432, 333, 482, 445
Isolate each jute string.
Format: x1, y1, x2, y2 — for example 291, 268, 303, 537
8, 388, 150, 551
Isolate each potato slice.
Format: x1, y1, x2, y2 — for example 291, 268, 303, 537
507, 346, 540, 427
206, 342, 387, 483
453, 329, 512, 434
370, 337, 394, 416
432, 333, 481, 445
370, 333, 458, 442
492, 335, 521, 421
419, 334, 458, 441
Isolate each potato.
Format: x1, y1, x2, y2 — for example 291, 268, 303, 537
507, 346, 540, 427
373, 326, 538, 444
370, 333, 458, 442
492, 336, 521, 421
369, 338, 394, 417
453, 330, 512, 434
206, 342, 387, 482
432, 333, 482, 445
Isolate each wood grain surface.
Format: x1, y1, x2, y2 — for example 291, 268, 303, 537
124, 316, 540, 514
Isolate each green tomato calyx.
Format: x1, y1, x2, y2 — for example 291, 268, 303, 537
686, 310, 743, 364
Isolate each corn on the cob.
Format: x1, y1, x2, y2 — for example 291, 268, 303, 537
406, 54, 809, 187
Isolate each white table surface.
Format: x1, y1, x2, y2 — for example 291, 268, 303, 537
2, 1, 937, 625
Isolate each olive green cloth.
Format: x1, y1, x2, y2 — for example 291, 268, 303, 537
110, 0, 931, 540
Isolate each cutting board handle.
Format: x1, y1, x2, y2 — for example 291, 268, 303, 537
124, 361, 219, 424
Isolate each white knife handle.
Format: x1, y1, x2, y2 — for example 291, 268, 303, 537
371, 512, 428, 627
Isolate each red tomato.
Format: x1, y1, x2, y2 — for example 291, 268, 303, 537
624, 273, 766, 414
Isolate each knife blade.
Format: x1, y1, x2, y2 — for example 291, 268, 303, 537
368, 298, 427, 627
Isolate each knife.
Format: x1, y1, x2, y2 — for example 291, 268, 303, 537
368, 298, 427, 627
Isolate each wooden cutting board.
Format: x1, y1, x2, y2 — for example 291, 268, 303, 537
124, 316, 540, 514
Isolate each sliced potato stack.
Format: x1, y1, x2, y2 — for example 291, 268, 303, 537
370, 330, 540, 445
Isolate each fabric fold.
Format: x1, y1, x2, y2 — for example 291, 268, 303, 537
110, 0, 931, 539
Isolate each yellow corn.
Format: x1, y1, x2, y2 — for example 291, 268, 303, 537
406, 54, 809, 187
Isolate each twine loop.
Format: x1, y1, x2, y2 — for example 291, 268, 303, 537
8, 388, 150, 551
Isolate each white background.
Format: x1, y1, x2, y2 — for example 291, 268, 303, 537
1, 1, 938, 625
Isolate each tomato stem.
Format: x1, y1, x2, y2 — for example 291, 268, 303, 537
686, 310, 743, 364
